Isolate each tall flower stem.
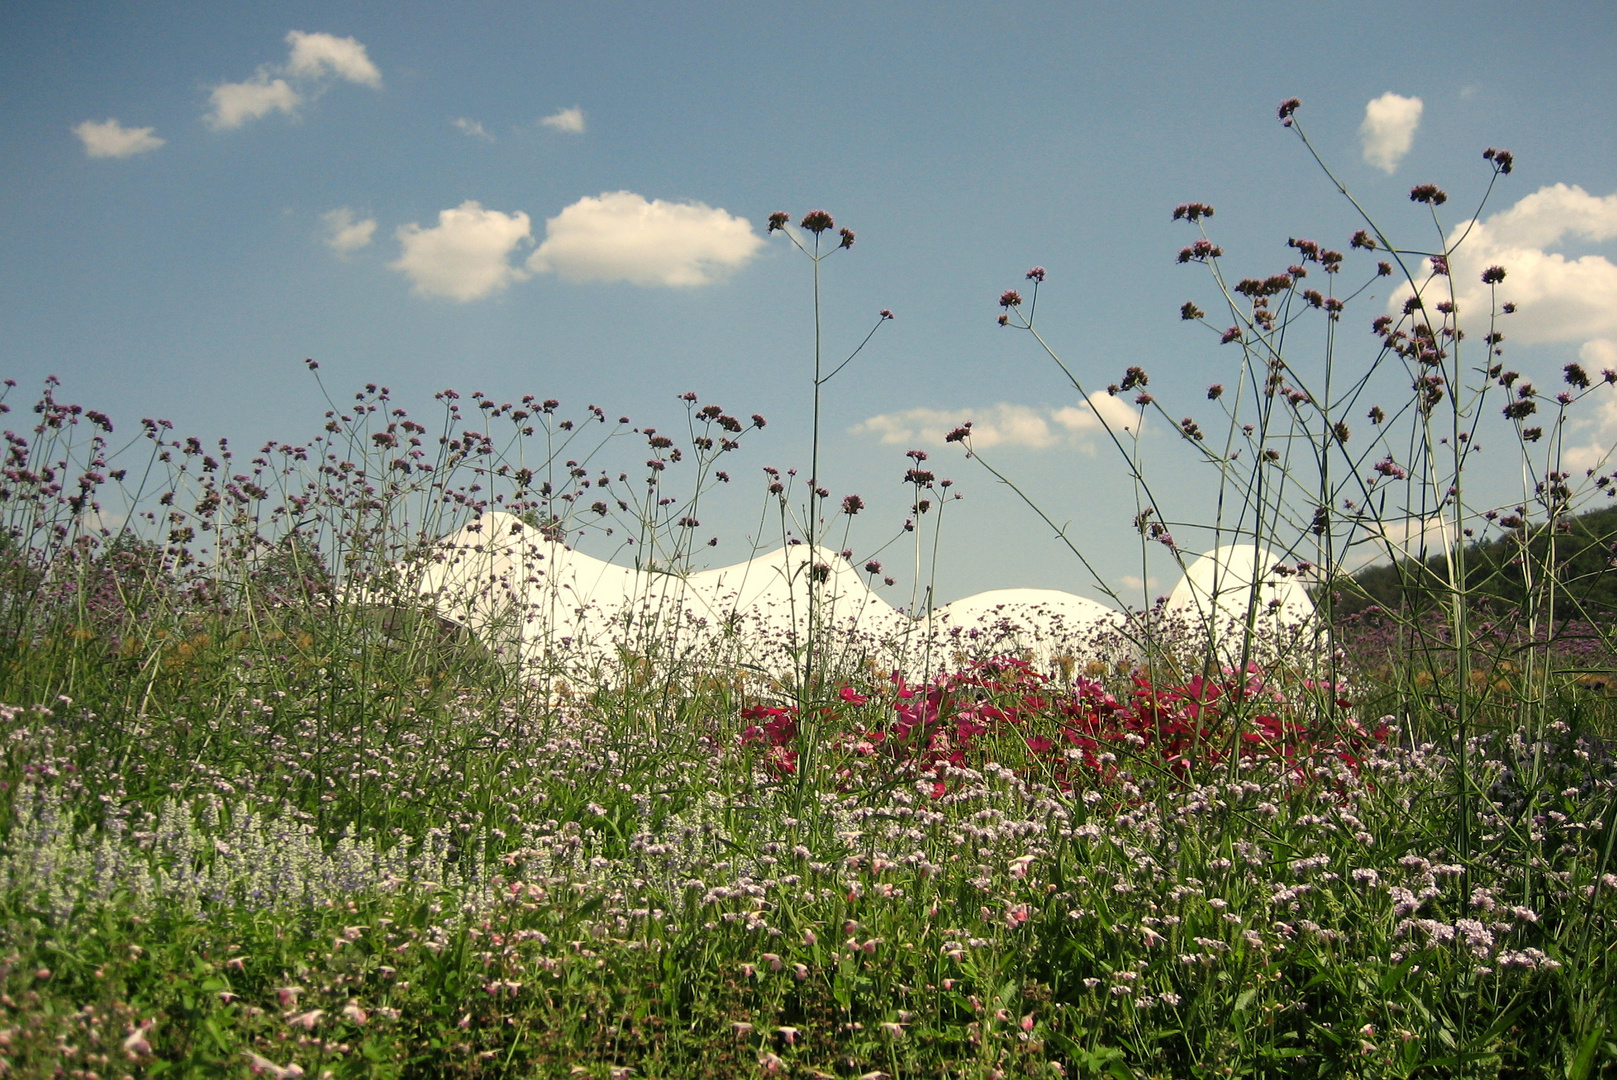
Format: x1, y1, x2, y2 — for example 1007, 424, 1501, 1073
807, 231, 824, 694
766, 211, 887, 703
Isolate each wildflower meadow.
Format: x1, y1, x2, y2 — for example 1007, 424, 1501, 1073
1, 102, 1615, 1079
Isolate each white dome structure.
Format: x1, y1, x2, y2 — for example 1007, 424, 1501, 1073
404, 513, 1316, 684
1163, 544, 1317, 662
925, 588, 1127, 674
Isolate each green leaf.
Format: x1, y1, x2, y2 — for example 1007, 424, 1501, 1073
1378, 953, 1417, 994
1106, 1058, 1138, 1080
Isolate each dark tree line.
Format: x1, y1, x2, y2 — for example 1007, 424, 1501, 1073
1334, 503, 1617, 622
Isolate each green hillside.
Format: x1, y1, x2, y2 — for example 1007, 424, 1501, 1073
1335, 501, 1617, 620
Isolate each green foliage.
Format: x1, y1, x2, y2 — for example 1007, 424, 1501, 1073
1339, 503, 1617, 622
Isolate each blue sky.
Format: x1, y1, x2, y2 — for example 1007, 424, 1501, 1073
3, 1, 1615, 605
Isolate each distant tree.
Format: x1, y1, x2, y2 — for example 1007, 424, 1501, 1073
1334, 503, 1617, 621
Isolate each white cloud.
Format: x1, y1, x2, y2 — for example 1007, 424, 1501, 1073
206, 74, 301, 130
453, 117, 494, 141
1359, 92, 1422, 173
206, 30, 380, 130
321, 207, 377, 254
1118, 574, 1162, 594
72, 118, 164, 158
850, 393, 1144, 450
1391, 183, 1617, 346
284, 30, 381, 87
527, 191, 762, 287
76, 508, 128, 535
540, 106, 586, 134
1580, 338, 1617, 369
1343, 513, 1459, 572
1478, 183, 1617, 249
391, 201, 532, 301
1565, 340, 1617, 474
1054, 391, 1141, 435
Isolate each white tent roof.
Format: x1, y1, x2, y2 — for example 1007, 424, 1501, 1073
407, 513, 1316, 682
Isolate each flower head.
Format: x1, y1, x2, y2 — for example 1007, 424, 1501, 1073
767, 211, 789, 232
801, 210, 834, 234
1277, 97, 1302, 125
999, 290, 1022, 308
839, 227, 856, 248
1026, 266, 1046, 282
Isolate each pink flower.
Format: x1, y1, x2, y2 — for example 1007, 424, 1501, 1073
246, 1052, 305, 1079
122, 1022, 155, 1059
287, 1009, 324, 1031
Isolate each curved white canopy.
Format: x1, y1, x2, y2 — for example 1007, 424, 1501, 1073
407, 513, 1316, 681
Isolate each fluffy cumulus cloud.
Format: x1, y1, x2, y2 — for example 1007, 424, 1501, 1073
390, 201, 532, 301
1359, 92, 1422, 173
72, 118, 164, 158
321, 207, 377, 254
284, 30, 382, 87
206, 30, 380, 130
851, 393, 1142, 450
453, 117, 493, 141
540, 106, 586, 134
1348, 513, 1460, 571
206, 77, 301, 130
1391, 183, 1617, 346
1566, 340, 1617, 474
527, 192, 762, 287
